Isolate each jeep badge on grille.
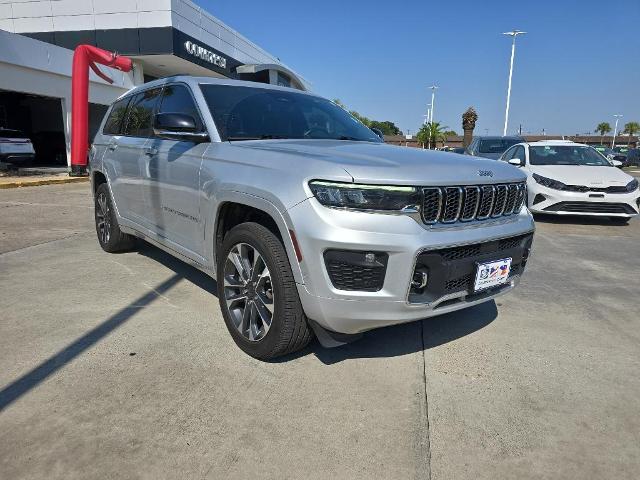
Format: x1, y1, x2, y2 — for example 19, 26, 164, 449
478, 170, 494, 177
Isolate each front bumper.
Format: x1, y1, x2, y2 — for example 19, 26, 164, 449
287, 198, 535, 334
528, 184, 640, 217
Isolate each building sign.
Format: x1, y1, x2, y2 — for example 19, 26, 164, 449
184, 41, 227, 69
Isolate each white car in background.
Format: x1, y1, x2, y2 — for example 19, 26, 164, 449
499, 140, 639, 223
0, 128, 35, 166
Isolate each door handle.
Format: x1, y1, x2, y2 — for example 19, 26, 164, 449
107, 142, 118, 151
144, 147, 158, 156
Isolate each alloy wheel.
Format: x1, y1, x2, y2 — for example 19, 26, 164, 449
223, 243, 275, 341
96, 192, 111, 244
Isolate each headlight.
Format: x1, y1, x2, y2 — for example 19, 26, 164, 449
532, 173, 568, 190
626, 179, 639, 192
308, 181, 420, 211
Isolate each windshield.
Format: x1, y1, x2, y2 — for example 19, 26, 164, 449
529, 145, 611, 166
479, 138, 520, 153
200, 84, 381, 142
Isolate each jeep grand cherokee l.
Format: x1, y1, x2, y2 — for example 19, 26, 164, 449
90, 76, 535, 359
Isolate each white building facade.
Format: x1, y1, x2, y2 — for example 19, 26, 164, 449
0, 0, 308, 166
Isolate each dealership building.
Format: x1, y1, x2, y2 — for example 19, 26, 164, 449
0, 0, 309, 166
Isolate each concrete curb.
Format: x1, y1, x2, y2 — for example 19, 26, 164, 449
0, 176, 89, 189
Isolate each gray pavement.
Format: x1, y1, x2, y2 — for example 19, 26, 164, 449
1, 183, 639, 479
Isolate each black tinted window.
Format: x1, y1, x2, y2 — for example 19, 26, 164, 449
123, 88, 161, 137
479, 139, 520, 154
103, 97, 130, 135
158, 84, 203, 131
200, 84, 381, 142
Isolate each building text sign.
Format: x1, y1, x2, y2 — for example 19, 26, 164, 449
184, 41, 227, 69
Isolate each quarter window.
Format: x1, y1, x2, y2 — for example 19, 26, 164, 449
103, 97, 130, 135
158, 84, 203, 131
123, 88, 162, 137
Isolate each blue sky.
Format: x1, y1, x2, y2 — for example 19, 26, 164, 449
200, 0, 639, 136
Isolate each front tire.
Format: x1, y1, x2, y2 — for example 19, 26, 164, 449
94, 183, 136, 252
217, 222, 313, 360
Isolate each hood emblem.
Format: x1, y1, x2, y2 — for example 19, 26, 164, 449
478, 170, 494, 177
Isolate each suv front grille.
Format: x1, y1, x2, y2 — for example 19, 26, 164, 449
422, 183, 526, 225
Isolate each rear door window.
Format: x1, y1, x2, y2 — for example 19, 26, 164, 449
123, 88, 162, 137
103, 97, 131, 135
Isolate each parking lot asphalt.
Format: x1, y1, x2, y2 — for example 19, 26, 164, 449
1, 183, 639, 479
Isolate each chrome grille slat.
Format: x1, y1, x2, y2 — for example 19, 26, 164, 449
491, 185, 508, 217
503, 184, 518, 214
421, 182, 525, 225
477, 185, 495, 219
442, 187, 463, 223
421, 187, 443, 224
461, 186, 481, 221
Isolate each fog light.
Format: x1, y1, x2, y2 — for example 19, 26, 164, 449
412, 268, 429, 289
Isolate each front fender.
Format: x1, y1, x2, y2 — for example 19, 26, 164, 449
202, 189, 304, 284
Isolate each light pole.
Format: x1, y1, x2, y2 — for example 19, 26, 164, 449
611, 114, 622, 148
502, 30, 526, 136
427, 86, 438, 149
428, 85, 438, 124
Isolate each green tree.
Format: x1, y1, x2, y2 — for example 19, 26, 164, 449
595, 122, 612, 144
369, 120, 401, 136
442, 130, 458, 137
623, 121, 640, 145
333, 98, 405, 133
417, 122, 449, 149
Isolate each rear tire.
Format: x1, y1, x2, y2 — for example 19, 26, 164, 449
94, 183, 136, 252
217, 222, 313, 360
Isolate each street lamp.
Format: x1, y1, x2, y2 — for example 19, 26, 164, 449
424, 103, 431, 125
502, 29, 526, 136
428, 85, 438, 124
611, 114, 623, 148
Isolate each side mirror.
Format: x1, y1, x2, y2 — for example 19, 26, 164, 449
508, 158, 523, 166
611, 159, 623, 168
370, 127, 384, 141
153, 113, 209, 142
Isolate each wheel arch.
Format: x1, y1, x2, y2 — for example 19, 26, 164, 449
212, 193, 303, 284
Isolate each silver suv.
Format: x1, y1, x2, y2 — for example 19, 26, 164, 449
90, 76, 535, 359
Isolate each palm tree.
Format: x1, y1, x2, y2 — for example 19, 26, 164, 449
417, 122, 449, 149
595, 122, 612, 144
462, 107, 478, 148
622, 121, 640, 146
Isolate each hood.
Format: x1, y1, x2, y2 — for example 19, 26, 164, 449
528, 164, 633, 187
233, 139, 525, 185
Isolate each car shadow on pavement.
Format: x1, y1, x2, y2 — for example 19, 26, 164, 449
137, 241, 218, 296
281, 301, 498, 365
138, 242, 499, 365
533, 213, 631, 226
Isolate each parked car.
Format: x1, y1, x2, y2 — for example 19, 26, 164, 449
499, 140, 640, 223
593, 145, 628, 167
90, 76, 535, 359
0, 128, 35, 166
625, 148, 640, 167
466, 135, 524, 159
451, 147, 466, 154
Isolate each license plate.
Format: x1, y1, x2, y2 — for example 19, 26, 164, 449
474, 258, 512, 292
